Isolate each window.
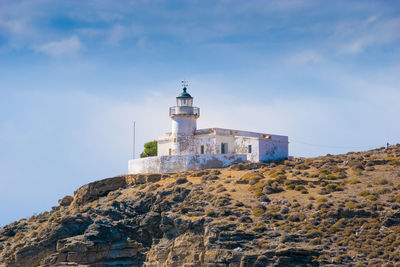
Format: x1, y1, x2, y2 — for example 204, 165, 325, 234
248, 145, 252, 153
168, 148, 172, 155
221, 143, 227, 154
177, 98, 193, 107
200, 145, 204, 154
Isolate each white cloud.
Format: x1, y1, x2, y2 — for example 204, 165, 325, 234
34, 36, 84, 57
107, 24, 127, 46
339, 40, 364, 54
336, 16, 400, 55
288, 50, 323, 65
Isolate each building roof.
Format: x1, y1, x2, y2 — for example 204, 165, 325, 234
177, 87, 192, 98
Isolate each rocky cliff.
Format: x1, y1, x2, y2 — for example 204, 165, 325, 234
1, 145, 400, 266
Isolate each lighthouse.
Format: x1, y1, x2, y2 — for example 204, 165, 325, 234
128, 81, 288, 174
168, 83, 200, 155
169, 85, 200, 136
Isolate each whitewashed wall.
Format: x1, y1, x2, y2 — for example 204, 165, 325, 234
234, 136, 260, 161
171, 116, 197, 136
128, 154, 247, 174
258, 136, 288, 161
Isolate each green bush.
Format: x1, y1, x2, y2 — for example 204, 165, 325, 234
140, 140, 157, 158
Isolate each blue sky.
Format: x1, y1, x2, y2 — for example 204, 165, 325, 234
1, 0, 399, 226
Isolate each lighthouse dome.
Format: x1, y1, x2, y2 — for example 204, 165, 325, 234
177, 88, 192, 98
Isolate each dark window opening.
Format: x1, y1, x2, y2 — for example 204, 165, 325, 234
248, 145, 252, 153
221, 143, 227, 154
200, 145, 204, 154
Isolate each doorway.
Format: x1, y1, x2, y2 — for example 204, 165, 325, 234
221, 143, 227, 154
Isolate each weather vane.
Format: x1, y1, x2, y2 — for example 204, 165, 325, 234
181, 80, 188, 89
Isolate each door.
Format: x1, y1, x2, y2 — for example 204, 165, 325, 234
221, 143, 227, 154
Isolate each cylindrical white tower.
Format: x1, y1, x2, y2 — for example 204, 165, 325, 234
169, 87, 200, 136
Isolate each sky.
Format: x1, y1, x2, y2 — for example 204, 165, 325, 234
0, 0, 399, 226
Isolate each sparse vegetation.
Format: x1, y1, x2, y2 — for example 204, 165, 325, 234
2, 145, 400, 266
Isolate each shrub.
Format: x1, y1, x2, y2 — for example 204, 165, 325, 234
306, 229, 323, 238
352, 165, 364, 175
13, 232, 25, 242
295, 185, 306, 191
378, 178, 389, 185
140, 140, 157, 158
295, 164, 310, 170
319, 169, 330, 175
345, 202, 358, 209
205, 209, 216, 217
252, 222, 266, 232
275, 174, 287, 182
325, 183, 345, 193
286, 184, 296, 190
359, 190, 378, 201
331, 218, 346, 229
316, 197, 328, 203
252, 205, 266, 216
365, 194, 378, 201
248, 182, 265, 197
376, 188, 391, 195
240, 172, 263, 184
294, 185, 308, 194
287, 214, 300, 222
359, 190, 370, 197
347, 178, 360, 184
326, 174, 337, 180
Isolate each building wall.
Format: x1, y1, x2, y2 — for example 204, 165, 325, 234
128, 154, 247, 174
194, 135, 216, 154
258, 136, 288, 161
234, 136, 260, 161
158, 138, 172, 156
214, 135, 236, 154
157, 127, 288, 161
158, 135, 198, 156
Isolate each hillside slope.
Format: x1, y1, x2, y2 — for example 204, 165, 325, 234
1, 145, 400, 266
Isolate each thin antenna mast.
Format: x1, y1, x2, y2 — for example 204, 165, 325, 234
133, 121, 136, 159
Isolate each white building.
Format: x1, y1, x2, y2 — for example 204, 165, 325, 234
128, 86, 288, 174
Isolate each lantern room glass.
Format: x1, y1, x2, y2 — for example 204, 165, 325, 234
177, 98, 193, 107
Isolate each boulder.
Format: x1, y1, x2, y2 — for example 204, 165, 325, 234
58, 195, 73, 206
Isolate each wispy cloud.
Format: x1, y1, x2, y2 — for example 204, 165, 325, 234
336, 16, 400, 54
34, 36, 84, 57
288, 50, 323, 65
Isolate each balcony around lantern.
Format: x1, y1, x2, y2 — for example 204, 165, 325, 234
169, 106, 200, 117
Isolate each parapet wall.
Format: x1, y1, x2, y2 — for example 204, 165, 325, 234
128, 154, 247, 174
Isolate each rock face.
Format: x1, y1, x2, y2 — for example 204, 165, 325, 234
1, 145, 400, 266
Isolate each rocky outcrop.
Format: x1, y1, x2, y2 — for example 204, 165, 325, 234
1, 145, 400, 266
0, 174, 320, 267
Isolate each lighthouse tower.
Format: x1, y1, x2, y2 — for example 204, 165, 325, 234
169, 83, 200, 154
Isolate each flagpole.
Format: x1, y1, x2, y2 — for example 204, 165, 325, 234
133, 121, 136, 159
